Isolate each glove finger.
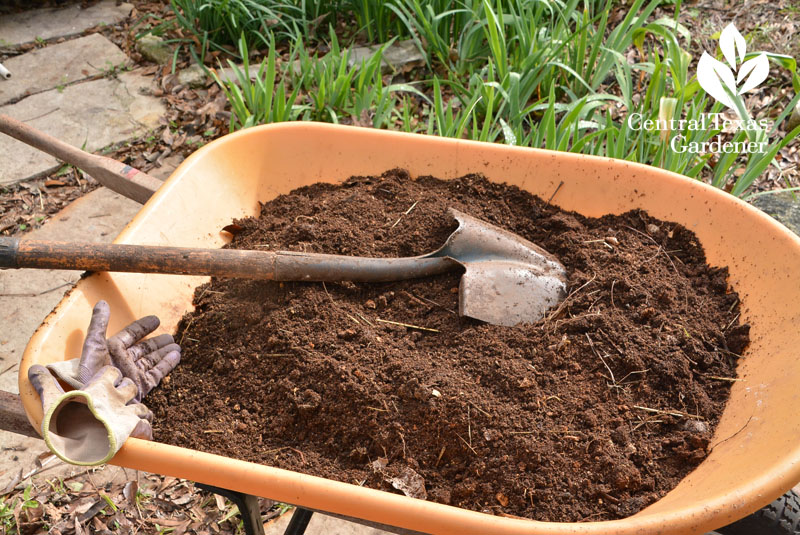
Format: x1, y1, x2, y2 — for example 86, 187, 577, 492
116, 376, 140, 403
89, 365, 124, 386
108, 315, 160, 350
128, 334, 175, 362
77, 301, 111, 384
131, 403, 153, 422
137, 343, 181, 371
139, 351, 181, 400
28, 365, 64, 399
130, 419, 153, 441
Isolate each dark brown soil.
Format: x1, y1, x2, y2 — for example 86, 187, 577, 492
148, 170, 748, 522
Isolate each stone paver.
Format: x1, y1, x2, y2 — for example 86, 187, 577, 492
214, 39, 425, 86
349, 39, 425, 72
0, 33, 129, 105
751, 192, 800, 236
0, 187, 144, 489
0, 156, 180, 488
0, 1, 132, 47
0, 69, 165, 186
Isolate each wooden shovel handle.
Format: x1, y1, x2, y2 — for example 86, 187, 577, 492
0, 238, 276, 279
0, 114, 161, 204
0, 238, 457, 282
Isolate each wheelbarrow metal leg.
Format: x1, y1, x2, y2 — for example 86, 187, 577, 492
195, 483, 265, 535
284, 508, 314, 535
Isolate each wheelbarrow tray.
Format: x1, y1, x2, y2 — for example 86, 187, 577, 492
18, 123, 800, 535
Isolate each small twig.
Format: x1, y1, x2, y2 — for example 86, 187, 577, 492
632, 416, 664, 432
583, 238, 614, 250
547, 180, 564, 204
356, 312, 374, 327
467, 400, 491, 418
321, 281, 335, 304
0, 362, 18, 376
410, 292, 456, 314
723, 312, 741, 333
376, 318, 439, 332
618, 369, 649, 384
202, 430, 224, 434
0, 281, 72, 297
586, 333, 617, 386
545, 273, 597, 323
633, 405, 703, 419
597, 354, 617, 386
467, 407, 472, 446
610, 279, 616, 308
179, 317, 195, 346
435, 446, 446, 467
288, 447, 307, 465
197, 287, 224, 301
624, 225, 679, 275
398, 432, 407, 459
598, 329, 625, 356
709, 415, 753, 452
264, 446, 290, 456
698, 374, 741, 382
390, 201, 418, 229
22, 107, 59, 122
456, 433, 478, 455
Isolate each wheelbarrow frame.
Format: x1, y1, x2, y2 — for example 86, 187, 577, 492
15, 123, 800, 535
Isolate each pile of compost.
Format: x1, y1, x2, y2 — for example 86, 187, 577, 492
148, 170, 748, 522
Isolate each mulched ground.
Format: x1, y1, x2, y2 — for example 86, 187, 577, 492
0, 0, 229, 238
1, 458, 286, 535
149, 170, 748, 522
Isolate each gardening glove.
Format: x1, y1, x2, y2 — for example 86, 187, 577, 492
28, 364, 153, 465
47, 300, 181, 402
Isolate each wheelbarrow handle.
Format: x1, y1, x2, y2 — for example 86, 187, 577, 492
0, 238, 457, 282
0, 114, 161, 204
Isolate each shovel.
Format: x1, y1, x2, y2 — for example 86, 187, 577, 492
0, 209, 566, 326
0, 115, 567, 326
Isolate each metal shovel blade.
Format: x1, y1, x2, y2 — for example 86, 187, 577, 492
427, 209, 567, 326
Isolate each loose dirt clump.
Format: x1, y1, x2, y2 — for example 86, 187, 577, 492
148, 170, 748, 522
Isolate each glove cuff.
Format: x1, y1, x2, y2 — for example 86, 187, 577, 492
46, 359, 83, 390
41, 390, 117, 466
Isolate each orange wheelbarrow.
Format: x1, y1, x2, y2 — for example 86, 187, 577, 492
2, 116, 800, 535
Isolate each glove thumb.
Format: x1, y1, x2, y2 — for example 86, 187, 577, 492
29, 364, 65, 400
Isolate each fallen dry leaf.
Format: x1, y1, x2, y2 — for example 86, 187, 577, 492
389, 467, 427, 500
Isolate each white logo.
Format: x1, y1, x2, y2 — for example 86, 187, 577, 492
696, 24, 769, 110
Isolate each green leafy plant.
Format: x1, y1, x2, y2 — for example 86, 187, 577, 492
211, 34, 307, 130
196, 0, 797, 199
0, 486, 40, 534
216, 31, 427, 130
